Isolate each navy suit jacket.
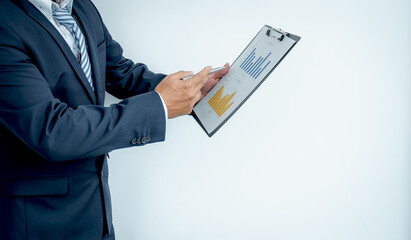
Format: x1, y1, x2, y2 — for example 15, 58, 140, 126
0, 0, 167, 239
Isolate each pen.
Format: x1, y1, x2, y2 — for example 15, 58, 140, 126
182, 66, 227, 80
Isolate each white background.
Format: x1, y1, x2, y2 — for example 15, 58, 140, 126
94, 0, 411, 239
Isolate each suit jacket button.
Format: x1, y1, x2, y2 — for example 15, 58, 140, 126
137, 137, 142, 144
131, 138, 138, 145
146, 135, 151, 142
141, 137, 147, 144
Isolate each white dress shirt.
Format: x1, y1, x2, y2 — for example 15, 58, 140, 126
29, 0, 169, 121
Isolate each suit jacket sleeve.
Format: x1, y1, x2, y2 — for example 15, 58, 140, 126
103, 21, 166, 99
0, 21, 166, 162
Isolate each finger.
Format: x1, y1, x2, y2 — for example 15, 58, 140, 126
212, 63, 230, 79
170, 70, 193, 80
189, 66, 212, 88
193, 90, 202, 104
201, 75, 219, 92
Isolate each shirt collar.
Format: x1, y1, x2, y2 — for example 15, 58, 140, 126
28, 0, 74, 20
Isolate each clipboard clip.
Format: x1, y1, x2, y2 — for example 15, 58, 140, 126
266, 27, 288, 41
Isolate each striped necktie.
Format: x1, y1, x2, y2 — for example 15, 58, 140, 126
52, 7, 94, 91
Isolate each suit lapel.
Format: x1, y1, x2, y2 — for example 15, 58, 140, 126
23, 1, 97, 104
72, 0, 105, 105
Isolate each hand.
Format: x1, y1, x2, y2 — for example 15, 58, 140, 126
155, 66, 212, 119
200, 63, 230, 100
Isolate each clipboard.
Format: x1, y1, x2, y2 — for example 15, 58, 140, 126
193, 25, 301, 137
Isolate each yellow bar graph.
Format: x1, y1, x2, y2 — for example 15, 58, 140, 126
208, 85, 236, 117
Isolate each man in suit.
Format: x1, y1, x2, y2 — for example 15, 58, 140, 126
0, 0, 229, 239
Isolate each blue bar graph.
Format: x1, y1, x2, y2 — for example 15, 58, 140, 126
239, 48, 272, 79
240, 48, 255, 68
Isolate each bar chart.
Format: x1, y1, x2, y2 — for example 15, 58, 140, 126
239, 48, 272, 79
208, 86, 236, 117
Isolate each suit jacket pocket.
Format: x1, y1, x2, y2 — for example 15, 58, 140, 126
4, 178, 68, 197
97, 39, 106, 48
